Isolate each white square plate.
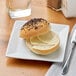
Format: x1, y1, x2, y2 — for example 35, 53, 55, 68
6, 20, 69, 62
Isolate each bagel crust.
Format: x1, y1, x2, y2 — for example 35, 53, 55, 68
20, 18, 50, 40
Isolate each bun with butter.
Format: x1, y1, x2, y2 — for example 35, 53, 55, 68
20, 18, 60, 55
26, 31, 60, 55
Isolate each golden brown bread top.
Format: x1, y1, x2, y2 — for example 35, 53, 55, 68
20, 18, 50, 40
21, 18, 49, 31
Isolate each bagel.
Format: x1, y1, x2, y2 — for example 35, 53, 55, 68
20, 18, 50, 40
26, 31, 60, 55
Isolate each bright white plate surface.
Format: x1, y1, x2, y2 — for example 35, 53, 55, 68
6, 20, 69, 62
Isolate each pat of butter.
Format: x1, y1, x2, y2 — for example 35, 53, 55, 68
61, 0, 76, 17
